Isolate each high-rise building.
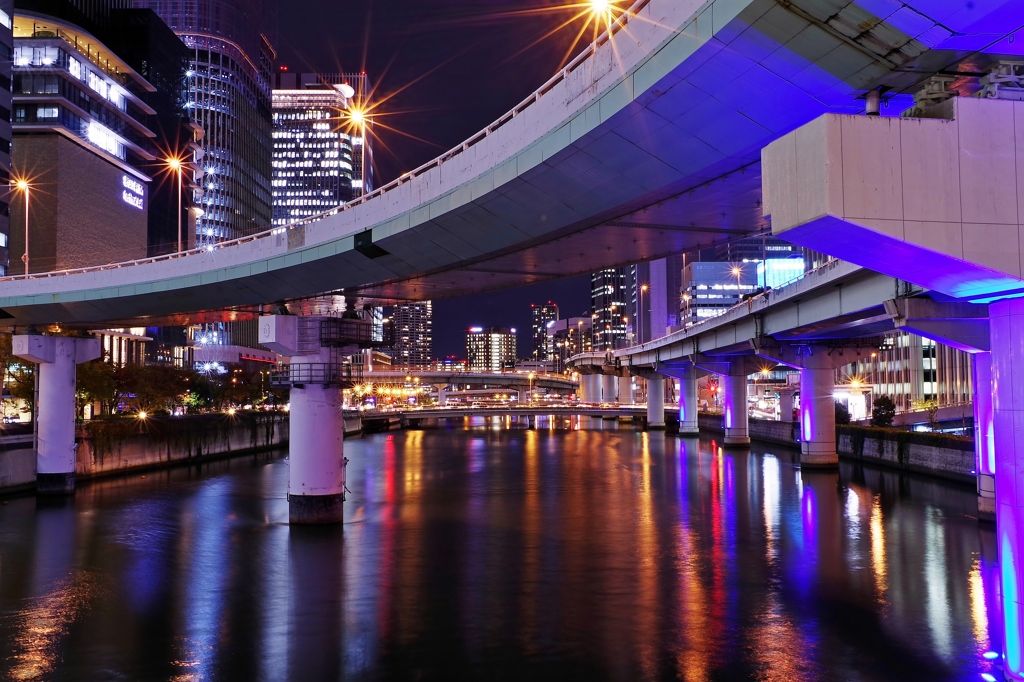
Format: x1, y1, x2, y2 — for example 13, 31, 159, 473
466, 326, 517, 372
680, 262, 758, 326
0, 1, 12, 277
9, 6, 160, 272
271, 72, 366, 226
530, 301, 558, 360
276, 70, 373, 197
389, 302, 432, 368
591, 267, 632, 350
107, 8, 196, 257
633, 255, 684, 343
134, 0, 276, 246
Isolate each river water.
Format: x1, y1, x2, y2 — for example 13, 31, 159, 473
0, 419, 1000, 680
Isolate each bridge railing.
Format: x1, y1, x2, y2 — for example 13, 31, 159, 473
0, 0, 652, 284
270, 362, 362, 388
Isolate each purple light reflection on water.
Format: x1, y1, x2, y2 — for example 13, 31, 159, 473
0, 431, 1002, 680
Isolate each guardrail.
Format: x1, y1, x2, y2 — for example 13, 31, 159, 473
0, 0, 652, 284
270, 362, 362, 388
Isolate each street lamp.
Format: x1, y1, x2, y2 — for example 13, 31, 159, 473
348, 107, 369, 196
14, 179, 29, 275
731, 265, 743, 305
638, 283, 649, 343
167, 157, 184, 252
528, 371, 535, 404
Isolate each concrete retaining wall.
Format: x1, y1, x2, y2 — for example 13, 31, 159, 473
1, 413, 368, 494
837, 432, 974, 483
75, 418, 289, 479
0, 438, 35, 492
697, 413, 974, 482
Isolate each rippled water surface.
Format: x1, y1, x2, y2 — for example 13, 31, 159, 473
0, 420, 1000, 680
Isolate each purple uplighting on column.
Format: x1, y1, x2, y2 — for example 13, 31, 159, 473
975, 352, 995, 476
991, 299, 1024, 679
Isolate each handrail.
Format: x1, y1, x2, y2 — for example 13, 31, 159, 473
0, 0, 652, 284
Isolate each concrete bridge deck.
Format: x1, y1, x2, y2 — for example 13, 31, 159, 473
1, 0, 1016, 327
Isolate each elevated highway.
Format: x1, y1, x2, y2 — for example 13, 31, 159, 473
356, 370, 576, 393
1, 0, 1017, 327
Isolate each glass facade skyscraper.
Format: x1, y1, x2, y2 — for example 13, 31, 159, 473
134, 0, 275, 246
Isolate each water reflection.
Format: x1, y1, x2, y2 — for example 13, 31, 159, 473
0, 430, 1002, 680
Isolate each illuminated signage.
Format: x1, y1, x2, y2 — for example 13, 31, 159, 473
122, 175, 144, 210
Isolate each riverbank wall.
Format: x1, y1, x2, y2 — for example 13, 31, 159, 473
696, 414, 975, 483
0, 412, 364, 494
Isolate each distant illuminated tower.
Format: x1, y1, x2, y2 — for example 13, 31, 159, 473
389, 302, 432, 369
135, 0, 276, 246
590, 268, 632, 350
466, 327, 517, 372
530, 302, 559, 360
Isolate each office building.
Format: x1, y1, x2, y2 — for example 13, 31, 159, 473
272, 73, 359, 226
530, 301, 558, 360
633, 255, 683, 343
466, 326, 517, 372
591, 267, 632, 350
107, 8, 196, 256
10, 6, 159, 272
135, 0, 276, 246
0, 1, 12, 276
680, 262, 758, 326
841, 331, 974, 415
388, 302, 432, 369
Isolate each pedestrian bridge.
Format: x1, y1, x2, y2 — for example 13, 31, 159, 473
2, 0, 1014, 327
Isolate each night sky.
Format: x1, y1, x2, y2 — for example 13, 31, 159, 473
276, 1, 595, 358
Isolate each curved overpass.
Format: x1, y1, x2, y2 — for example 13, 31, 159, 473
0, 0, 1015, 327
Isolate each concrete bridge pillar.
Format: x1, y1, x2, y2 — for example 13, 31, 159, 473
618, 375, 632, 405
288, 371, 346, 524
973, 352, 995, 520
722, 364, 750, 447
13, 335, 101, 494
646, 377, 665, 430
991, 299, 1024, 679
584, 374, 601, 402
438, 387, 448, 406
778, 387, 798, 423
260, 315, 351, 525
678, 366, 699, 436
601, 374, 617, 403
799, 357, 837, 467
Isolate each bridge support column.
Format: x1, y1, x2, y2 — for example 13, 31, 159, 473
678, 367, 699, 435
799, 357, 837, 467
722, 365, 749, 447
288, 379, 346, 524
973, 352, 995, 520
646, 377, 665, 430
260, 314, 355, 525
601, 374, 617, 403
990, 299, 1024, 680
585, 374, 601, 403
618, 375, 632, 405
778, 387, 798, 423
13, 335, 101, 495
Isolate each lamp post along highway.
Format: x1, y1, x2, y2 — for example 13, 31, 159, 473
167, 157, 184, 252
15, 179, 30, 275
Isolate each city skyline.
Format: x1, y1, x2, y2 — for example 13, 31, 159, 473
1, 2, 1021, 679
